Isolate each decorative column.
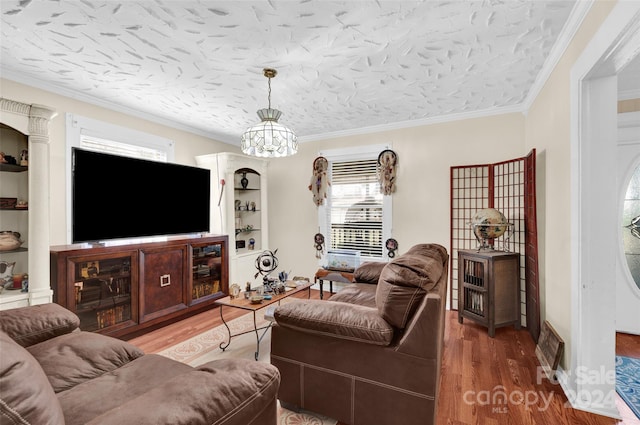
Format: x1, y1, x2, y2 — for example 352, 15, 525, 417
0, 98, 56, 307
28, 105, 57, 305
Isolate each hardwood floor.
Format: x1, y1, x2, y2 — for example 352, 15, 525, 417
129, 289, 640, 425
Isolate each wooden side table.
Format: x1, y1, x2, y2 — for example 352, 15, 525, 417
314, 268, 354, 299
457, 250, 520, 337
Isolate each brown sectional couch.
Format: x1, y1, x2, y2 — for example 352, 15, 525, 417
0, 303, 280, 425
270, 243, 448, 425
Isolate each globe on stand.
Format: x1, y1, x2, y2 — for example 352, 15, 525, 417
470, 208, 512, 251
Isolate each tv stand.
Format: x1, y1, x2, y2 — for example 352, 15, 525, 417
50, 234, 228, 339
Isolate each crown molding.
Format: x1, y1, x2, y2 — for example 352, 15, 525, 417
521, 0, 595, 115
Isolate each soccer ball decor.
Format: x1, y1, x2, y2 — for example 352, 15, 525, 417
470, 208, 513, 251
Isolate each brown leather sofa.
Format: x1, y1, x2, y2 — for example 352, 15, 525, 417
270, 243, 448, 425
0, 303, 280, 425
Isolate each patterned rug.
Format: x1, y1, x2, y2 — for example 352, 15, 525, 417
157, 309, 337, 425
616, 355, 640, 419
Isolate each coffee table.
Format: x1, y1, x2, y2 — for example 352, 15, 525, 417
214, 281, 312, 360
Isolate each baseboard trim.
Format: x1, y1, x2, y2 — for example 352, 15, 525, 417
556, 366, 622, 420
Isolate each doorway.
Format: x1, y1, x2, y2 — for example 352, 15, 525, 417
571, 1, 640, 418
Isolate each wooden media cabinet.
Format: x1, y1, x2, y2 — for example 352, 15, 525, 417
50, 234, 228, 339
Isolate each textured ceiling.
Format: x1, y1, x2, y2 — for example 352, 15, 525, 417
1, 0, 581, 145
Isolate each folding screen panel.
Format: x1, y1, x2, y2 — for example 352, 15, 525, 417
450, 149, 540, 341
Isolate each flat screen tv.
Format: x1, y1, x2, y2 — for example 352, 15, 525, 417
72, 148, 210, 243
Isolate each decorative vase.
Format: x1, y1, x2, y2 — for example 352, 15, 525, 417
240, 172, 249, 189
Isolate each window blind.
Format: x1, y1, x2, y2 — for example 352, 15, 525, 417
326, 158, 383, 257
80, 135, 168, 162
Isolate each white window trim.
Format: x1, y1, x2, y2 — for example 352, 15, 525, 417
65, 113, 175, 244
318, 144, 393, 264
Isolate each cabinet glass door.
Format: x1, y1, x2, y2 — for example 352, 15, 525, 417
71, 255, 135, 332
461, 257, 487, 318
191, 242, 223, 302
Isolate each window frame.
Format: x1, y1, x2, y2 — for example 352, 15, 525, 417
318, 144, 393, 264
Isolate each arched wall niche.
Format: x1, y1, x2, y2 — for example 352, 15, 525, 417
0, 97, 57, 309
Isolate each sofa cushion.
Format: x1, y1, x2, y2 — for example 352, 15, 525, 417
0, 330, 66, 425
27, 331, 144, 393
82, 359, 280, 425
353, 261, 386, 284
0, 303, 80, 347
329, 283, 377, 308
57, 354, 279, 425
274, 300, 394, 345
376, 243, 445, 329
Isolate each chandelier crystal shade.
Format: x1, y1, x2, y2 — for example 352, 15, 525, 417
241, 68, 298, 158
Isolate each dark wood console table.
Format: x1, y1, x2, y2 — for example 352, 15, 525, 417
314, 268, 355, 299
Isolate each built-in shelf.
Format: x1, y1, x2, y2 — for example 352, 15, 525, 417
0, 247, 28, 253
0, 163, 27, 172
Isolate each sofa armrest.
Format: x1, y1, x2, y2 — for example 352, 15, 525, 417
274, 300, 393, 345
0, 303, 80, 347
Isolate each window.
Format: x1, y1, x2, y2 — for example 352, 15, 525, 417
65, 113, 175, 243
78, 134, 168, 161
319, 145, 392, 262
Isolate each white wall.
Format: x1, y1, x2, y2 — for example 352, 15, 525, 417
525, 0, 617, 371
267, 113, 526, 287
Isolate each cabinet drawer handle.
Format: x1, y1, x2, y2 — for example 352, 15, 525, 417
160, 274, 171, 287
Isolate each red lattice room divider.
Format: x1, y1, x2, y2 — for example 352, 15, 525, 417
450, 149, 540, 341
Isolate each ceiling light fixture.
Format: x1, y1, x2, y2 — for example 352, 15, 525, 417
241, 68, 298, 158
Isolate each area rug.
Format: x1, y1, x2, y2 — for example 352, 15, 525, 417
616, 355, 640, 419
157, 310, 337, 425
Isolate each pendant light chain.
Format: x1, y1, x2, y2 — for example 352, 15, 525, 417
267, 76, 272, 110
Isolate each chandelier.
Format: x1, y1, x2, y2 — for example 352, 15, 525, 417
241, 68, 298, 158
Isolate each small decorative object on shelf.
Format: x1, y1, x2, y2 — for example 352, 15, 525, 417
0, 197, 17, 209
240, 172, 249, 189
0, 261, 15, 288
0, 231, 23, 251
469, 208, 513, 252
20, 149, 28, 166
377, 149, 398, 195
385, 238, 398, 258
20, 273, 28, 292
